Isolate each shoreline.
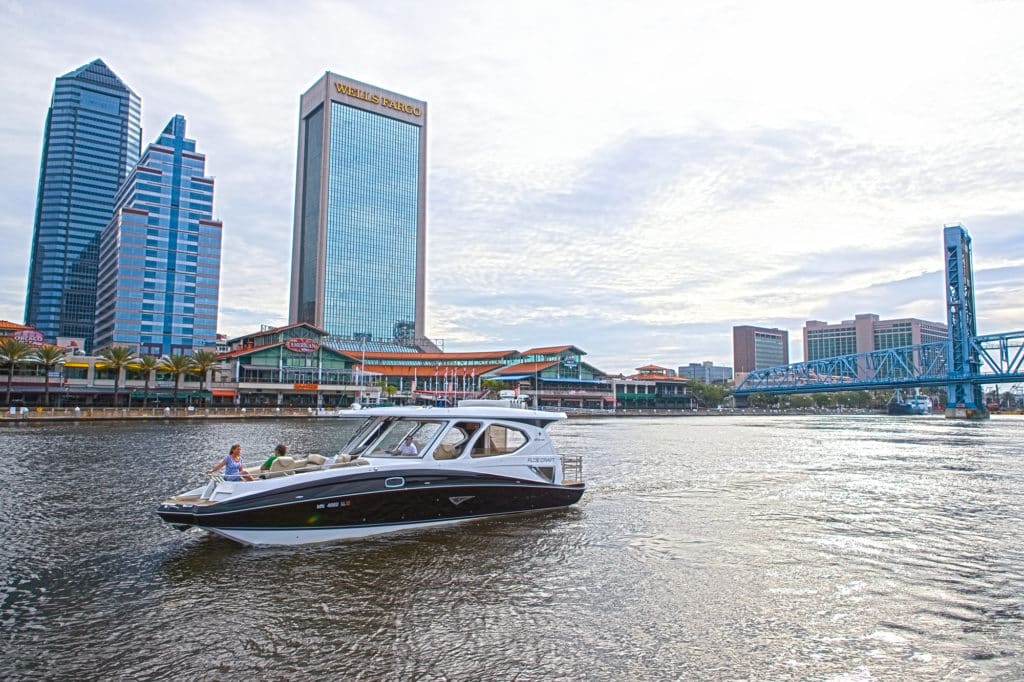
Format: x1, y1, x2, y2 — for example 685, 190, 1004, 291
1, 405, 900, 424
5, 406, 1020, 424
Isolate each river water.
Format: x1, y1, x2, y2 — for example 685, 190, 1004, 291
1, 414, 1022, 680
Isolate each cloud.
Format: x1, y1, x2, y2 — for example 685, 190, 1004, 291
1, 1, 1023, 375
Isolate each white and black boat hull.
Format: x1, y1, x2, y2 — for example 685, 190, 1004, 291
157, 468, 584, 546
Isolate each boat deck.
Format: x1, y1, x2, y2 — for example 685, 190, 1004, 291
162, 494, 219, 507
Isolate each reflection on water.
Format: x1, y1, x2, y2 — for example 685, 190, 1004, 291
2, 415, 1023, 679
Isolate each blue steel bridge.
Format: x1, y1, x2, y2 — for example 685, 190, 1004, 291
733, 225, 1024, 419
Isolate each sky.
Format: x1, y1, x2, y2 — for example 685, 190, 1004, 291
1, 0, 1022, 375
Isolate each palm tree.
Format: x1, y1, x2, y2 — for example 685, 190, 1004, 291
0, 338, 36, 407
159, 353, 193, 406
189, 350, 219, 405
34, 345, 67, 407
131, 355, 160, 408
99, 346, 136, 407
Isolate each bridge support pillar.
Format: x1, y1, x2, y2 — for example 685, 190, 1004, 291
943, 225, 989, 420
944, 399, 990, 421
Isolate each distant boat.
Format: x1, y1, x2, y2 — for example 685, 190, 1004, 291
887, 389, 932, 415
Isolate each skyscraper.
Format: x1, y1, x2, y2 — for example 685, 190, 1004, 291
24, 59, 142, 349
289, 72, 427, 343
94, 115, 222, 356
733, 325, 790, 373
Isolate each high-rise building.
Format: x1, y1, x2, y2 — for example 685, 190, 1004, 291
94, 115, 222, 355
24, 59, 142, 349
678, 361, 733, 383
289, 72, 427, 343
803, 313, 947, 361
733, 325, 789, 373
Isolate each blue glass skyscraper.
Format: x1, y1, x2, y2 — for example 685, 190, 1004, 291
289, 73, 427, 343
94, 115, 222, 356
24, 59, 142, 349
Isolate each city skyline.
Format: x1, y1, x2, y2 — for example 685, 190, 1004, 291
2, 1, 1023, 374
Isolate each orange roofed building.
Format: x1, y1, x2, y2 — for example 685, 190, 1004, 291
209, 325, 614, 410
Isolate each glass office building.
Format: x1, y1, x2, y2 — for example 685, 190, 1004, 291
289, 73, 427, 343
94, 115, 222, 355
24, 59, 142, 349
803, 313, 947, 361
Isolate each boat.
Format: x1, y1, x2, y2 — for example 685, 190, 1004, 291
156, 400, 585, 546
887, 389, 933, 415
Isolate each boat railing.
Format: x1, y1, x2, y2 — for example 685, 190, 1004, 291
561, 455, 583, 485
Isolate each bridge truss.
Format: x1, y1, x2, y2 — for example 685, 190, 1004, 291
734, 225, 1023, 417
733, 331, 1024, 396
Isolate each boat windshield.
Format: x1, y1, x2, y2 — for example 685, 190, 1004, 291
344, 417, 446, 458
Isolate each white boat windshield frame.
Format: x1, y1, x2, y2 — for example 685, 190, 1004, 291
344, 417, 447, 459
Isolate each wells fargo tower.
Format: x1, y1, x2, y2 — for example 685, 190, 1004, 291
289, 72, 427, 344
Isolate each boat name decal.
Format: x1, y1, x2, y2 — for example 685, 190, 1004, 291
316, 499, 351, 510
527, 457, 555, 463
449, 496, 474, 506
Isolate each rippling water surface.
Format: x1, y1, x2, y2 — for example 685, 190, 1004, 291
2, 415, 1023, 680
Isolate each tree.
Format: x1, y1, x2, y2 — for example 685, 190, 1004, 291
99, 346, 136, 407
747, 392, 775, 409
481, 379, 505, 397
687, 380, 730, 408
34, 344, 67, 407
188, 350, 219, 405
0, 338, 36, 406
159, 353, 193, 406
788, 394, 813, 409
813, 393, 834, 409
131, 355, 160, 407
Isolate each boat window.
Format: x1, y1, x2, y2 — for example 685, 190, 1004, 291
371, 420, 445, 457
470, 424, 528, 458
530, 466, 555, 482
434, 421, 482, 460
344, 417, 394, 456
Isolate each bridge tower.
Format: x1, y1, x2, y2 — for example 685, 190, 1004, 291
943, 225, 989, 419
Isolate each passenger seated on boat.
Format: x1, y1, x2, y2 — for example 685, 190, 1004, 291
269, 456, 297, 473
389, 435, 418, 456
452, 421, 481, 457
261, 444, 288, 473
207, 444, 255, 482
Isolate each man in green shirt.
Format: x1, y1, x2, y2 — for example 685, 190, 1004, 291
261, 443, 288, 472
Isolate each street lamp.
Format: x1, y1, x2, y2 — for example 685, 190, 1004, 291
56, 360, 66, 408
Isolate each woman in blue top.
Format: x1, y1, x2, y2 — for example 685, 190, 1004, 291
207, 443, 255, 482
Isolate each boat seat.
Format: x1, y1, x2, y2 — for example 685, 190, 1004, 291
270, 456, 297, 472
328, 458, 369, 469
434, 443, 458, 460
265, 457, 306, 477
